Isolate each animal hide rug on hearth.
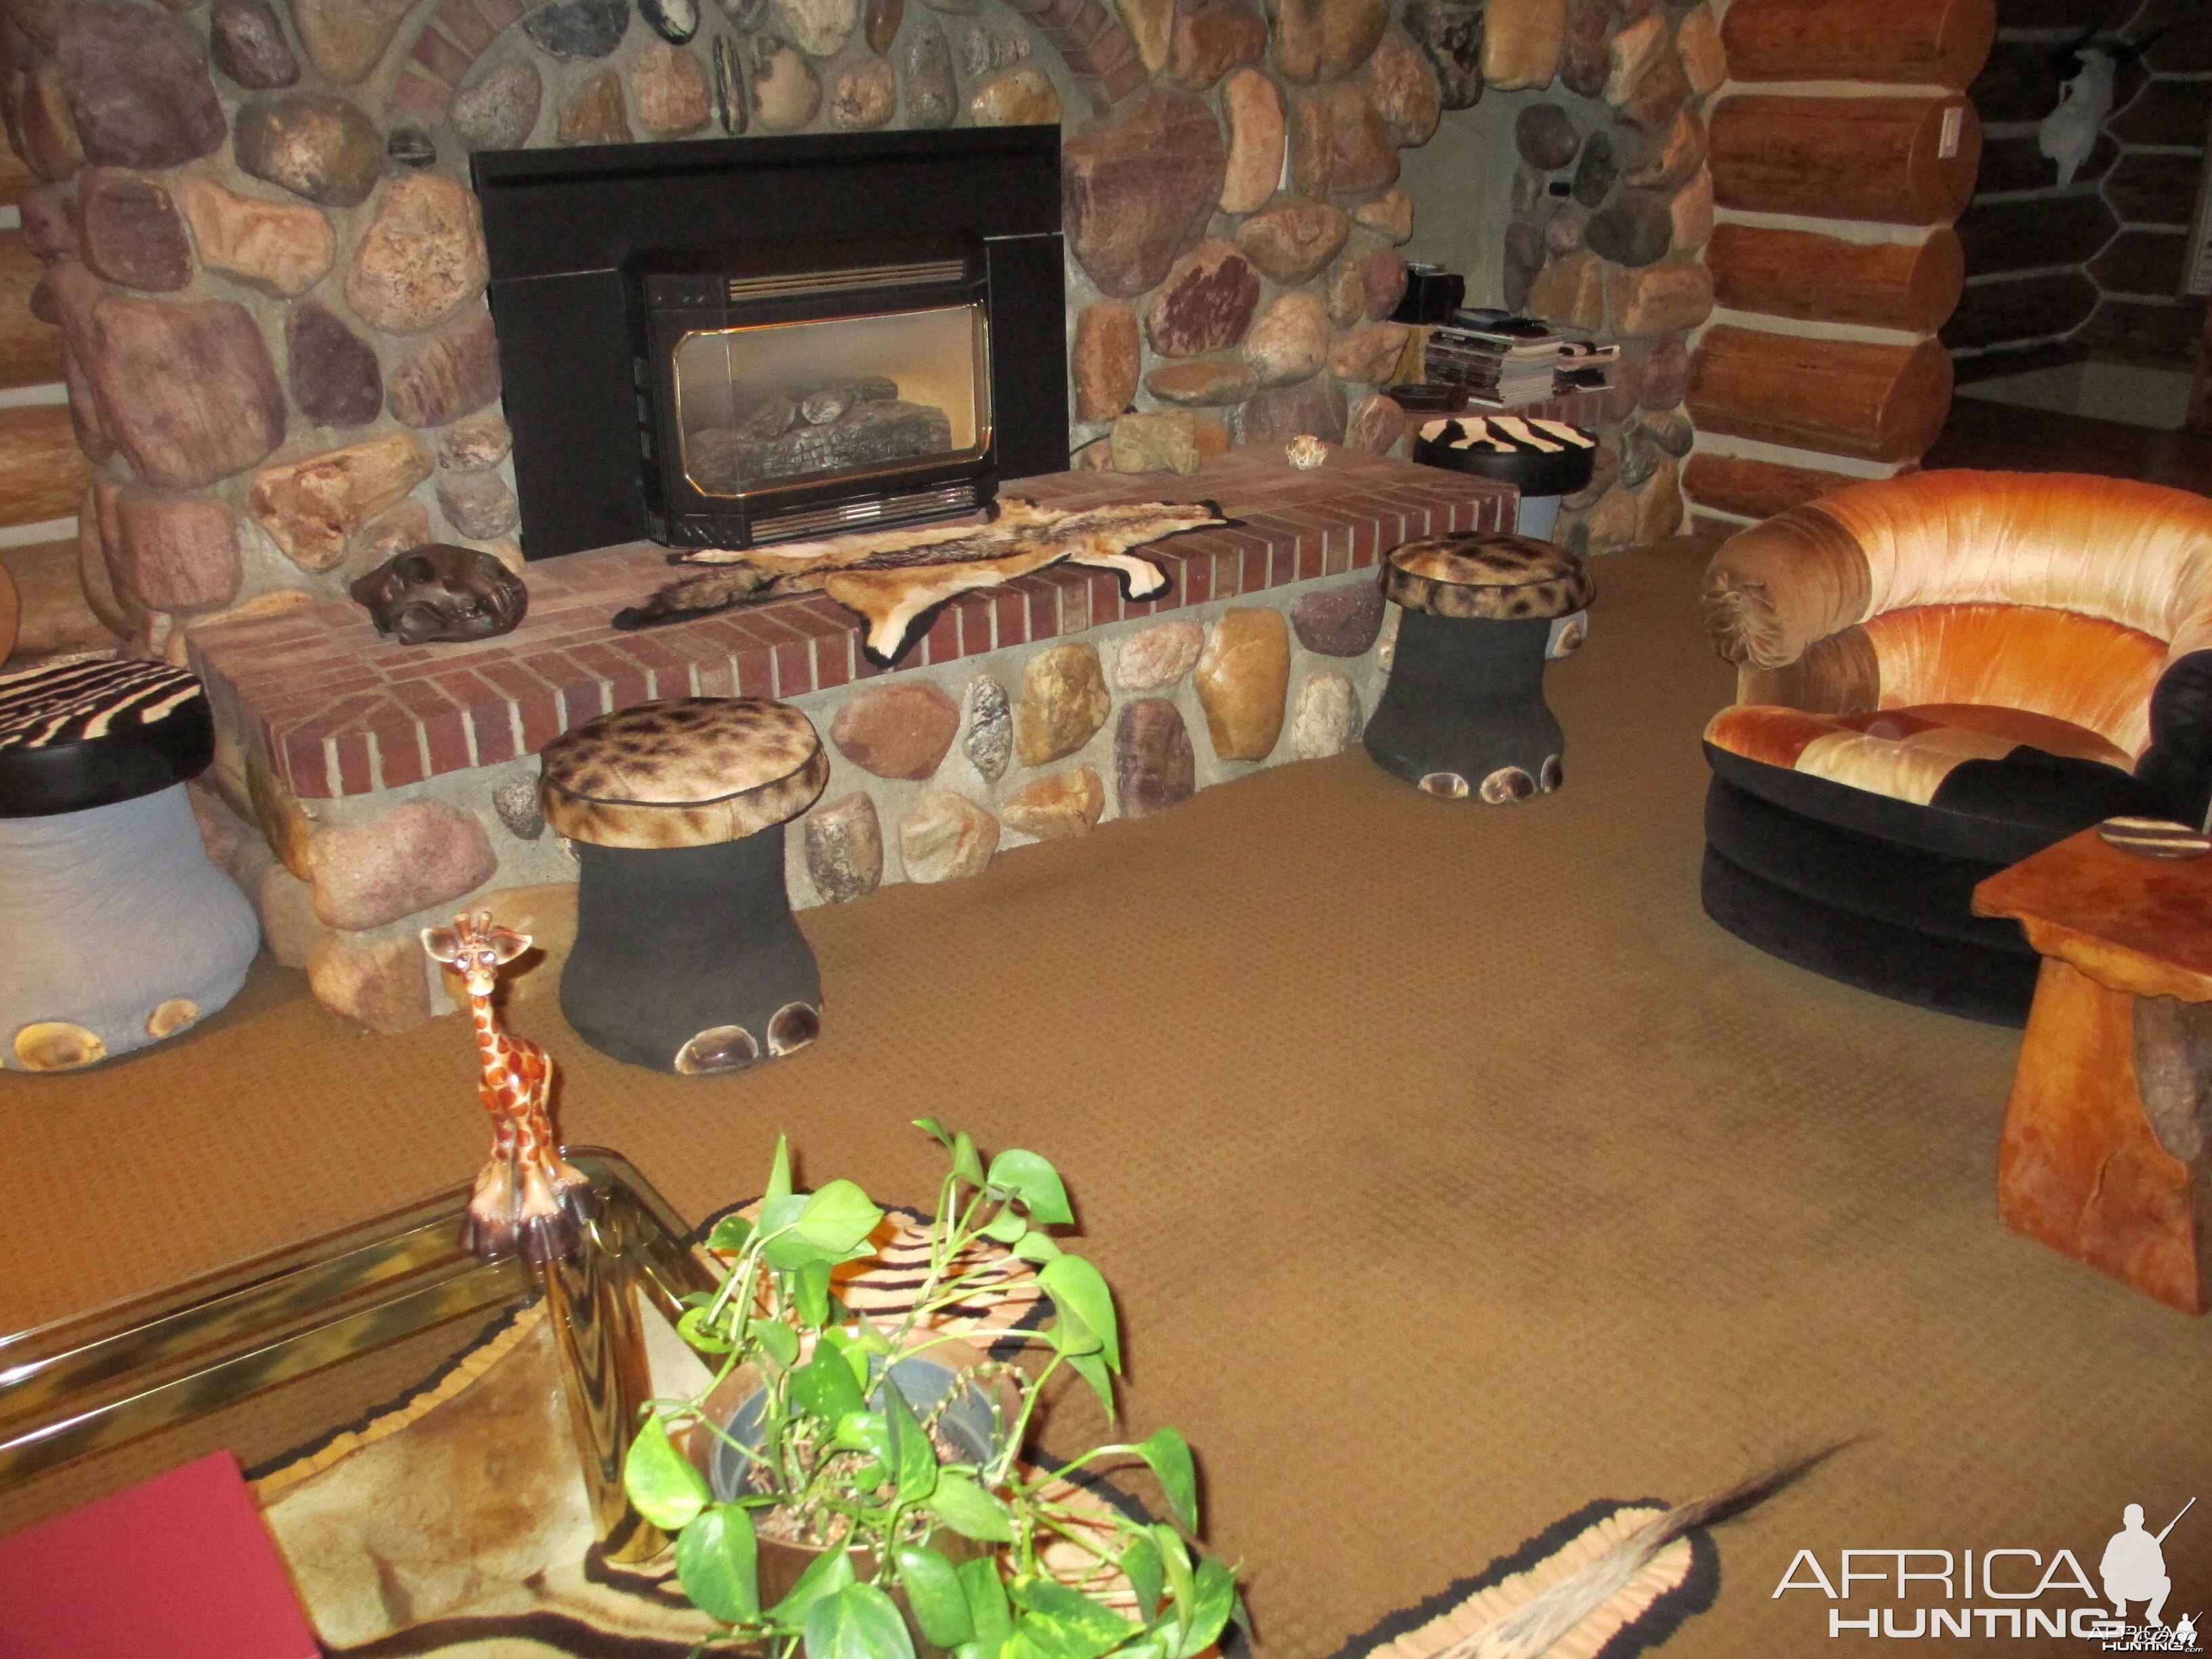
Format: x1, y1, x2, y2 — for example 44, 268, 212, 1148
611, 497, 1227, 665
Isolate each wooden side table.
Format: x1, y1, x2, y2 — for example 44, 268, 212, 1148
1973, 830, 2212, 1313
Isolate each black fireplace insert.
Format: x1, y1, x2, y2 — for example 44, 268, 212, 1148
473, 127, 1068, 560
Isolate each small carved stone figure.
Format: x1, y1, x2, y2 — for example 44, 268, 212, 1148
350, 544, 529, 645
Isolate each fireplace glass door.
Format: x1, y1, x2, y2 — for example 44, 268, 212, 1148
673, 302, 991, 499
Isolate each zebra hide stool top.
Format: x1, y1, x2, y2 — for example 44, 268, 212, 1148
0, 658, 216, 818
1414, 415, 1598, 499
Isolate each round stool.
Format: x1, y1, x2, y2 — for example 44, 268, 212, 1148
539, 697, 830, 1076
1413, 415, 1597, 541
1364, 533, 1593, 803
0, 659, 260, 1070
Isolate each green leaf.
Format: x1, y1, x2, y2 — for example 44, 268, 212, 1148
960, 1557, 1014, 1650
985, 1150, 1073, 1225
801, 1180, 885, 1254
1067, 1352, 1116, 1420
1048, 1305, 1103, 1359
952, 1130, 987, 1187
834, 1408, 893, 1466
1038, 1256, 1120, 1371
771, 1547, 857, 1623
1152, 1528, 1194, 1631
756, 1319, 800, 1371
882, 1374, 939, 1502
1120, 1535, 1164, 1622
928, 1471, 1015, 1542
794, 1258, 834, 1329
756, 1193, 811, 1267
623, 1416, 710, 1532
792, 1343, 867, 1425
806, 1582, 917, 1659
765, 1135, 794, 1204
676, 1303, 734, 1355
676, 1504, 760, 1624
895, 1546, 975, 1647
1132, 1428, 1197, 1534
1171, 1561, 1237, 1659
766, 1181, 886, 1270
706, 1213, 756, 1252
1011, 1230, 1061, 1264
1008, 1575, 1141, 1659
983, 1209, 1029, 1245
914, 1117, 952, 1149
818, 1325, 873, 1389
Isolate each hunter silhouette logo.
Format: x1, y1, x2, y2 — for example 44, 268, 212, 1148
2100, 1500, 2198, 1652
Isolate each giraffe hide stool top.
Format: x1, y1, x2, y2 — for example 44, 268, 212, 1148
1363, 533, 1594, 804
0, 659, 259, 1071
538, 697, 830, 1075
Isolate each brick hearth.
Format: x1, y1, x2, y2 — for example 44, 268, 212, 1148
194, 449, 1512, 800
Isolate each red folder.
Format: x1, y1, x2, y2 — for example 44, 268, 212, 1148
0, 1450, 320, 1659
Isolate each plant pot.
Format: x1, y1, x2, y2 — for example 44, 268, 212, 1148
686, 1336, 1019, 1647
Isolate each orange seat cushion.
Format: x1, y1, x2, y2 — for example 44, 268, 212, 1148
1704, 702, 2131, 808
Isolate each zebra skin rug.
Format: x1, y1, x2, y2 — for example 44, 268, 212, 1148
249, 1207, 1763, 1659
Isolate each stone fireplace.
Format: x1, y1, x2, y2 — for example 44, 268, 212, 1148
0, 0, 1728, 1034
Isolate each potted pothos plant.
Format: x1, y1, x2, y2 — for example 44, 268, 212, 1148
622, 1119, 1247, 1659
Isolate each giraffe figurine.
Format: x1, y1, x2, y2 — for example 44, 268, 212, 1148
422, 909, 594, 1263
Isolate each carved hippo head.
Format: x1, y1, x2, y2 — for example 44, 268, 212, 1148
350, 544, 528, 645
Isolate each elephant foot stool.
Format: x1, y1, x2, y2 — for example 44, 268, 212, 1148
538, 697, 830, 1076
1364, 532, 1594, 803
0, 658, 260, 1071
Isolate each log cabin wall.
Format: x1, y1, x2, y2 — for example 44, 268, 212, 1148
1945, 0, 2210, 382
1677, 0, 1995, 532
0, 140, 104, 665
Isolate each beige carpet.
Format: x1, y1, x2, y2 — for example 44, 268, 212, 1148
5, 541, 2209, 1656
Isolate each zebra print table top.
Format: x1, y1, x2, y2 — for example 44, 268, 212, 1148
0, 659, 203, 752
0, 658, 214, 817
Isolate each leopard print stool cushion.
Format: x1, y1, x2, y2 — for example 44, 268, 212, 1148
1382, 533, 1593, 621
539, 698, 829, 849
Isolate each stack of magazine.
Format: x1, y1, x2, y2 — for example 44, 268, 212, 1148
1422, 310, 1563, 406
1555, 338, 1621, 396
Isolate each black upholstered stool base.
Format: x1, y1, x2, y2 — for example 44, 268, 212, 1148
1364, 611, 1563, 802
562, 825, 822, 1075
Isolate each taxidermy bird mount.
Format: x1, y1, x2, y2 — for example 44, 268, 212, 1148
2039, 15, 2159, 187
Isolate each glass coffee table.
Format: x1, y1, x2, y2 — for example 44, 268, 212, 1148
0, 1150, 709, 1526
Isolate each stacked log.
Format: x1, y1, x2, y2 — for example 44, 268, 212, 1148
1683, 0, 1995, 532
0, 140, 113, 668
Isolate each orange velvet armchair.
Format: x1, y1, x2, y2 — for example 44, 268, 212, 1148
1696, 469, 2212, 1022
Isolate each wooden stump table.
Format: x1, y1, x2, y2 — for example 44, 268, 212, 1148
1973, 829, 2212, 1313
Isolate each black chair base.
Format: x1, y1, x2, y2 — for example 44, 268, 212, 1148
1700, 774, 2038, 1026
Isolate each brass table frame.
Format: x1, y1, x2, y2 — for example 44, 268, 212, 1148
0, 1149, 715, 1548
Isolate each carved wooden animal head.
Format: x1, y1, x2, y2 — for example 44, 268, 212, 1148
422, 910, 534, 996
351, 545, 528, 645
